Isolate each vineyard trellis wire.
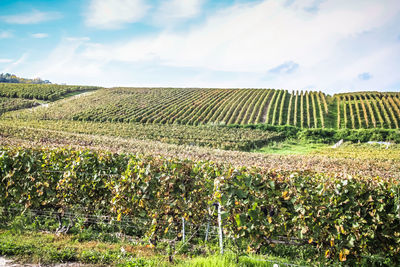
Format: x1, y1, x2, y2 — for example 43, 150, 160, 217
0, 202, 316, 267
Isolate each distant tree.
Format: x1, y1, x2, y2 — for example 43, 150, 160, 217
0, 73, 51, 84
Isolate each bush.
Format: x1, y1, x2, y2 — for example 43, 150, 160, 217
227, 124, 400, 144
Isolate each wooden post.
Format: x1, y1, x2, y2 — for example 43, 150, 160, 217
217, 203, 224, 255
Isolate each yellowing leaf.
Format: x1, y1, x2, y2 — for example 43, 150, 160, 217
330, 238, 334, 247
268, 216, 272, 224
117, 213, 122, 222
308, 238, 313, 244
339, 250, 347, 262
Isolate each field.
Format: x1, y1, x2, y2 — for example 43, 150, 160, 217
8, 85, 399, 129
0, 83, 99, 100
1, 83, 400, 266
0, 97, 39, 115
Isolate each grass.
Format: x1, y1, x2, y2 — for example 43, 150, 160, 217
254, 139, 400, 160
311, 142, 400, 160
0, 212, 309, 266
0, 228, 150, 265
0, 229, 305, 267
253, 140, 330, 155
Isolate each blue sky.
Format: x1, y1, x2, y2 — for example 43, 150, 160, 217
0, 0, 400, 94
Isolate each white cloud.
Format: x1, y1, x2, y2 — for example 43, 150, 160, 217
85, 0, 150, 29
153, 0, 204, 24
6, 0, 400, 92
1, 10, 61, 24
0, 30, 12, 39
0, 59, 13, 63
83, 0, 400, 70
30, 37, 107, 85
31, 33, 49, 39
1, 54, 28, 74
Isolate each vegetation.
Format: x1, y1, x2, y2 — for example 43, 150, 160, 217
0, 83, 98, 100
1, 146, 399, 266
0, 118, 281, 151
0, 229, 301, 266
1, 84, 400, 266
1, 85, 399, 130
1, 120, 399, 179
0, 73, 51, 84
0, 97, 39, 115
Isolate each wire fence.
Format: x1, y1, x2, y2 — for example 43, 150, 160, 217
0, 166, 316, 267
0, 204, 313, 267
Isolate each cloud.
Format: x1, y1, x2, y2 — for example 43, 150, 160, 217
0, 59, 13, 63
153, 0, 204, 24
6, 0, 400, 93
0, 30, 12, 39
84, 0, 400, 70
31, 33, 49, 39
1, 10, 61, 24
269, 61, 299, 74
85, 0, 150, 29
358, 72, 372, 80
30, 37, 108, 85
1, 54, 28, 73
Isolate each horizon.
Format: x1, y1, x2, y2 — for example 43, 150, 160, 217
1, 0, 400, 94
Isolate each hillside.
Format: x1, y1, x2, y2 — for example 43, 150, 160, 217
1, 83, 400, 266
8, 85, 399, 130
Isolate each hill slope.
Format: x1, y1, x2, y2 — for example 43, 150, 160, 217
3, 84, 400, 129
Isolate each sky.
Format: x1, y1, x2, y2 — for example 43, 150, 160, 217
0, 0, 400, 94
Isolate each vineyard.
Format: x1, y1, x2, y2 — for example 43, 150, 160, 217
0, 97, 39, 115
335, 92, 400, 129
0, 118, 282, 151
0, 119, 399, 179
0, 83, 99, 100
1, 83, 400, 265
1, 146, 399, 265
6, 85, 397, 130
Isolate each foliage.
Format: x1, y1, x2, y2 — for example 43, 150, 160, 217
2, 86, 398, 130
1, 120, 399, 180
0, 118, 282, 151
228, 124, 400, 143
0, 73, 51, 84
1, 146, 400, 264
0, 83, 98, 100
0, 97, 39, 115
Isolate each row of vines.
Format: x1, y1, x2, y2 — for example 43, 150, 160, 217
336, 92, 400, 129
0, 83, 99, 100
0, 97, 39, 115
29, 87, 330, 128
2, 84, 399, 130
1, 146, 399, 264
